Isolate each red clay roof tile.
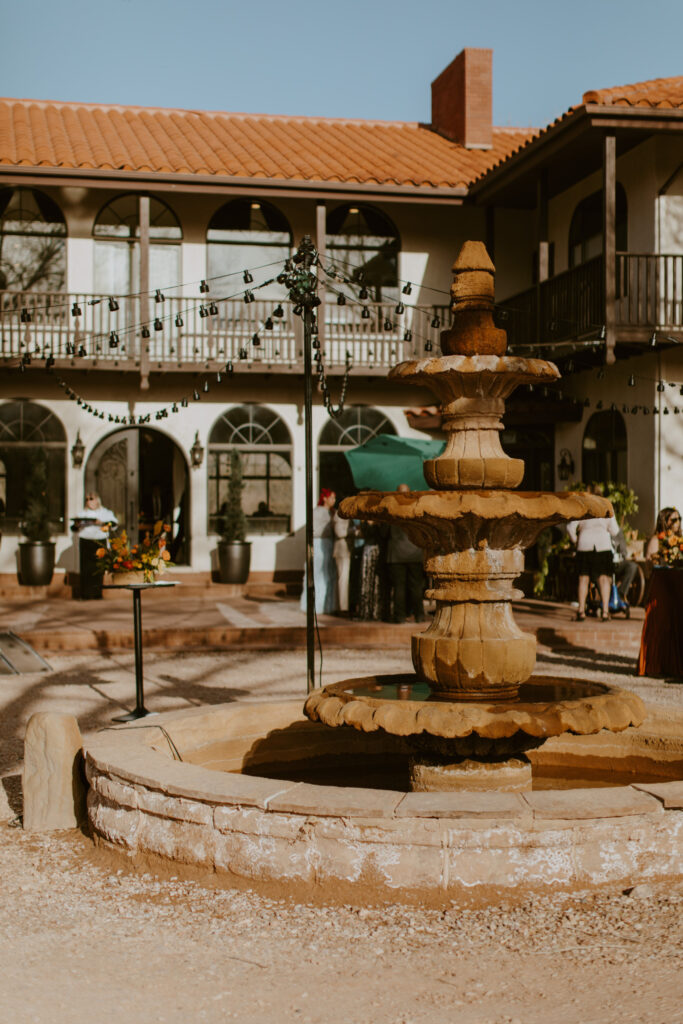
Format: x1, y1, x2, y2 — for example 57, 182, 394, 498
0, 97, 532, 190
582, 76, 683, 108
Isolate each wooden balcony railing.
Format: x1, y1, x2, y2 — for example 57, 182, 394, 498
500, 253, 683, 350
0, 292, 450, 372
616, 253, 683, 329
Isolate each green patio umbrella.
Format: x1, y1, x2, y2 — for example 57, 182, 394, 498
344, 434, 445, 492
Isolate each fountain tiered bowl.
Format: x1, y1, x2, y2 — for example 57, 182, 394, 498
304, 241, 645, 792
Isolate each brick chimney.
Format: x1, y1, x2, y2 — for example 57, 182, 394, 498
431, 48, 493, 149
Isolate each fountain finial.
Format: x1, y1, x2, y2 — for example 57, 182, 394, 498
441, 240, 507, 356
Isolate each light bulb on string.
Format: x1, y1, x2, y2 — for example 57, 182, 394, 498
216, 372, 222, 383
264, 317, 274, 330
361, 307, 371, 320
71, 302, 82, 317
199, 305, 209, 318
141, 326, 150, 338
273, 304, 284, 318
203, 380, 209, 393
226, 361, 233, 373
209, 302, 218, 316
154, 318, 163, 331
243, 270, 253, 284
175, 314, 184, 328
244, 291, 255, 304
395, 302, 404, 315
431, 315, 441, 329
108, 297, 119, 312
359, 287, 369, 301
109, 331, 119, 348
628, 374, 636, 387
200, 279, 209, 293
403, 330, 412, 342
193, 389, 200, 401
384, 318, 393, 331
402, 283, 412, 296
252, 333, 261, 347
181, 398, 188, 407
337, 294, 346, 306
172, 403, 178, 413
155, 289, 165, 303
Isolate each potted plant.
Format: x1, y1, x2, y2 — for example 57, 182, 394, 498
18, 448, 55, 586
217, 449, 251, 584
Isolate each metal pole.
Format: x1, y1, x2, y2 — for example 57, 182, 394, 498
303, 304, 316, 694
132, 587, 147, 715
281, 235, 319, 694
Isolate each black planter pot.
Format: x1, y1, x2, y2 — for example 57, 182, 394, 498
217, 541, 252, 584
19, 541, 56, 586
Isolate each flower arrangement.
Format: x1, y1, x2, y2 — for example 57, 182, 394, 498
655, 529, 683, 566
96, 520, 173, 582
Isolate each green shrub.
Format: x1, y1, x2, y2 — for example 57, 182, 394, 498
220, 449, 247, 543
20, 448, 52, 543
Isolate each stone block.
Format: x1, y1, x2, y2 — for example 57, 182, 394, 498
395, 790, 526, 820
523, 787, 662, 820
633, 781, 683, 808
266, 783, 403, 818
23, 712, 86, 831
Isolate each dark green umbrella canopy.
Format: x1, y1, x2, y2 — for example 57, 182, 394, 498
343, 434, 445, 492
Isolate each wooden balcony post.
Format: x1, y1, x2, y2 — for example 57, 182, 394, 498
603, 133, 616, 364
139, 195, 150, 388
535, 171, 549, 345
316, 202, 326, 347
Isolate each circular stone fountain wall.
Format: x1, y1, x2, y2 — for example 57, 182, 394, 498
86, 700, 683, 903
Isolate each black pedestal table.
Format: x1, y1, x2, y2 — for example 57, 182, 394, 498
102, 580, 178, 721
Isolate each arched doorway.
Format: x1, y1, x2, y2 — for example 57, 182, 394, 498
582, 410, 627, 485
84, 428, 189, 563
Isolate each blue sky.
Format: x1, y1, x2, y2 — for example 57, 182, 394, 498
4, 0, 682, 130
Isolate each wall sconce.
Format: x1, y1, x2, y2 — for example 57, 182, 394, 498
190, 431, 204, 469
557, 448, 575, 482
71, 431, 85, 469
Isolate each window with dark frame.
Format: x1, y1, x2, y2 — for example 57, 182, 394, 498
0, 401, 66, 532
0, 187, 67, 293
208, 405, 293, 535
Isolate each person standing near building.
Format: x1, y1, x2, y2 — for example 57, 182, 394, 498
567, 511, 619, 621
300, 489, 338, 615
385, 483, 425, 624
72, 492, 117, 600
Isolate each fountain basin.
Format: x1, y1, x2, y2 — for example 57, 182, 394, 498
86, 700, 683, 903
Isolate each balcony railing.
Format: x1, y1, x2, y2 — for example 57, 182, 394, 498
0, 292, 450, 372
500, 253, 683, 350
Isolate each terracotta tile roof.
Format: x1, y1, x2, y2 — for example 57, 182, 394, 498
0, 97, 532, 191
472, 76, 683, 189
582, 76, 683, 109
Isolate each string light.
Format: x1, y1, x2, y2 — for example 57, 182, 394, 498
155, 289, 165, 303
108, 297, 119, 312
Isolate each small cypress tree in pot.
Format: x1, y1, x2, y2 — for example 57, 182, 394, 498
217, 449, 251, 583
19, 447, 56, 585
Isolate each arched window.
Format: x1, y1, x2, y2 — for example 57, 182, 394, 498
93, 194, 182, 294
0, 187, 66, 292
208, 405, 292, 534
582, 410, 627, 484
569, 185, 627, 268
0, 401, 66, 532
318, 406, 397, 498
326, 204, 400, 302
207, 199, 291, 299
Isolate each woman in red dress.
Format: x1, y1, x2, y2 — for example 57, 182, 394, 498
638, 507, 683, 677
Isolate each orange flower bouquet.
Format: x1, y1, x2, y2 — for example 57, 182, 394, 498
96, 520, 173, 582
656, 529, 683, 566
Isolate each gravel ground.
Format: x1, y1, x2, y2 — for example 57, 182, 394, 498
1, 646, 682, 1024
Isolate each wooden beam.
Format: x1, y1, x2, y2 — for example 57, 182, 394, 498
316, 202, 326, 348
139, 195, 150, 389
603, 134, 616, 364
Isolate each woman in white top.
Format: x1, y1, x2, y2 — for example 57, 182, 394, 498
72, 492, 117, 599
566, 514, 620, 621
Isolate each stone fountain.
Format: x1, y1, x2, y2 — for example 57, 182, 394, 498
304, 241, 645, 793
84, 242, 682, 902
